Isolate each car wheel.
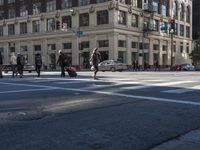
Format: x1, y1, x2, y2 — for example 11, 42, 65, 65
111, 67, 115, 72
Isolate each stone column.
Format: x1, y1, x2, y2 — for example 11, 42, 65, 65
109, 32, 118, 60
127, 35, 132, 65
149, 39, 154, 66
4, 43, 9, 64
27, 41, 34, 64
72, 37, 79, 66
159, 40, 163, 66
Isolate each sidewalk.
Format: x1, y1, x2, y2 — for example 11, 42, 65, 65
151, 129, 200, 150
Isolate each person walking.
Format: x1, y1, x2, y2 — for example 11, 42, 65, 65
10, 53, 17, 77
35, 53, 42, 77
17, 53, 24, 78
57, 50, 66, 77
0, 52, 3, 78
90, 48, 101, 80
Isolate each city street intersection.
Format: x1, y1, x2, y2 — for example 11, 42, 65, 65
0, 71, 200, 150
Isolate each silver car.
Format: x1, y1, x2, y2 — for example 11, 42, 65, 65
181, 63, 195, 71
98, 60, 128, 72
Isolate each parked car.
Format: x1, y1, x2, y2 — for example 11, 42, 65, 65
3, 64, 35, 73
180, 63, 195, 71
98, 60, 128, 72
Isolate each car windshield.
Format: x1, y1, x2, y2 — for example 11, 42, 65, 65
113, 61, 122, 64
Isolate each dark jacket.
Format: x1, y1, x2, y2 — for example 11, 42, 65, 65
35, 55, 42, 66
92, 53, 101, 67
57, 53, 66, 66
0, 53, 2, 65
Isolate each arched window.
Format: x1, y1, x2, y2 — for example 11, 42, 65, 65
180, 3, 185, 21
186, 6, 190, 23
173, 0, 178, 18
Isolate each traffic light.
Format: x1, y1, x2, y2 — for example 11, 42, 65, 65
56, 20, 60, 30
170, 19, 175, 34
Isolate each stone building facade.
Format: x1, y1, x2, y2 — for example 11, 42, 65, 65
0, 0, 192, 69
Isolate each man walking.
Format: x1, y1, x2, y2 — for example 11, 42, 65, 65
17, 53, 24, 78
0, 52, 3, 78
35, 53, 42, 77
57, 50, 66, 77
10, 53, 17, 77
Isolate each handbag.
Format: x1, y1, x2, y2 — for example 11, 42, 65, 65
90, 65, 95, 71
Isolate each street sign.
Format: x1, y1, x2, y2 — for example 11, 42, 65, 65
76, 31, 83, 38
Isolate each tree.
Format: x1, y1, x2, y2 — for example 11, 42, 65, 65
190, 35, 200, 64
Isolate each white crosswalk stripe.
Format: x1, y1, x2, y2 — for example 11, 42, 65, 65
162, 85, 200, 94
19, 77, 199, 94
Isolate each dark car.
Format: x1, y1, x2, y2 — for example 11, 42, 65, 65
3, 64, 35, 73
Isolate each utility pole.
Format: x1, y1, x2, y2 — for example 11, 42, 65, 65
170, 19, 175, 70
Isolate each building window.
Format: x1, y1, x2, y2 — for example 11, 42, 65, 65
180, 24, 184, 37
175, 23, 178, 35
79, 0, 89, 6
21, 46, 27, 52
63, 43, 72, 49
32, 20, 40, 33
131, 14, 138, 27
132, 42, 138, 48
48, 44, 56, 50
186, 6, 190, 23
0, 26, 3, 36
79, 41, 89, 50
153, 44, 159, 50
20, 22, 27, 34
8, 8, 15, 19
152, 19, 159, 31
173, 1, 178, 18
118, 40, 126, 48
152, 1, 158, 13
34, 45, 41, 51
118, 11, 126, 25
62, 16, 72, 28
98, 40, 109, 47
180, 3, 184, 21
46, 0, 56, 12
97, 10, 108, 25
162, 5, 167, 16
47, 18, 55, 31
96, 0, 108, 3
20, 5, 28, 17
79, 13, 89, 27
33, 2, 41, 15
0, 0, 4, 5
0, 10, 4, 20
61, 0, 72, 9
162, 45, 167, 51
8, 0, 15, 4
180, 45, 183, 53
186, 26, 190, 38
186, 46, 189, 53
8, 24, 15, 35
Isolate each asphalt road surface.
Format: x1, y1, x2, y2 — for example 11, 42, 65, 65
0, 71, 200, 150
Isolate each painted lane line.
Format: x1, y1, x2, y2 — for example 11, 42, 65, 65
162, 85, 200, 94
1, 82, 200, 107
121, 81, 195, 90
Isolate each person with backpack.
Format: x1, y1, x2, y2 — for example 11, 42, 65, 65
35, 53, 42, 77
90, 48, 101, 80
57, 50, 67, 77
0, 52, 3, 78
